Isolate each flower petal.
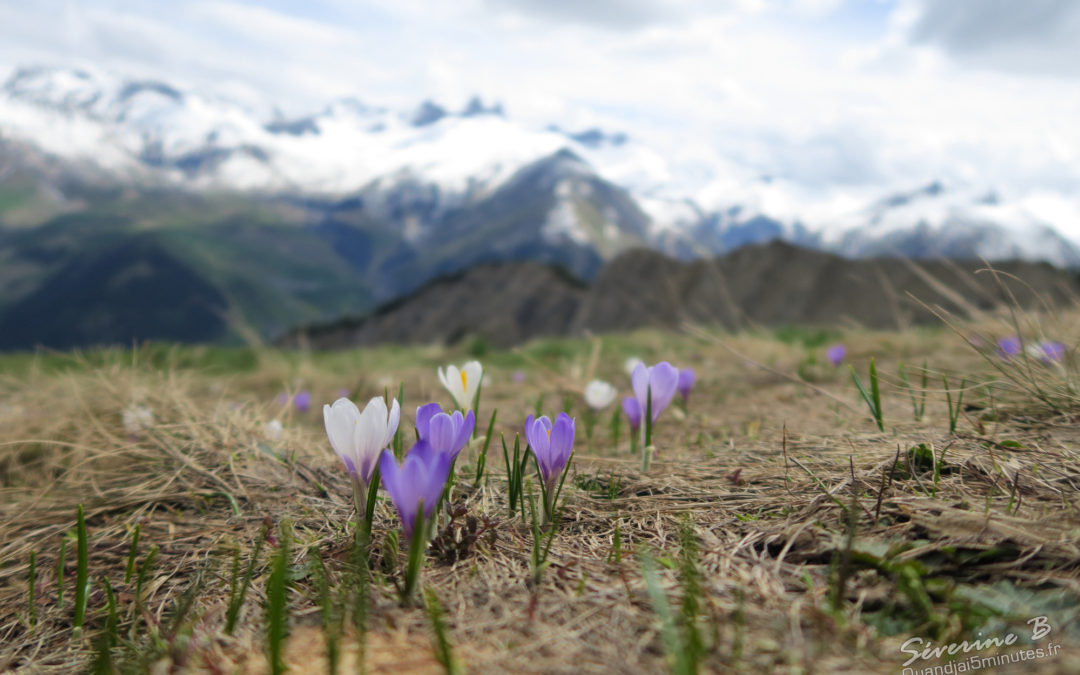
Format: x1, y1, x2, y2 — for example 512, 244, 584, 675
428, 413, 455, 454
463, 361, 483, 397
648, 361, 679, 420
677, 369, 696, 397
622, 396, 642, 428
354, 396, 390, 482
549, 413, 575, 477
323, 398, 360, 466
415, 402, 442, 440
383, 398, 401, 447
631, 362, 650, 406
529, 415, 554, 480
454, 411, 476, 457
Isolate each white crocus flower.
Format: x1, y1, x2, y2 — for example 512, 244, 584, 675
265, 418, 284, 441
624, 357, 644, 376
323, 396, 401, 487
437, 361, 483, 410
122, 405, 154, 434
584, 379, 618, 410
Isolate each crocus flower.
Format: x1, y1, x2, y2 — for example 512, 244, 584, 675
265, 418, 283, 441
415, 402, 475, 462
622, 396, 642, 432
512, 371, 527, 383
1031, 341, 1066, 363
997, 336, 1021, 359
275, 392, 289, 405
584, 379, 617, 410
524, 413, 576, 500
437, 361, 483, 410
677, 369, 696, 401
631, 361, 679, 423
826, 344, 846, 367
337, 388, 351, 398
379, 440, 452, 537
294, 390, 312, 413
323, 396, 401, 486
122, 405, 154, 434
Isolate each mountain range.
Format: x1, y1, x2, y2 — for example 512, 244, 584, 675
1, 65, 1078, 349
279, 241, 1080, 350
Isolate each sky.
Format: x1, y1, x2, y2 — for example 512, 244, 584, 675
1, 0, 1079, 225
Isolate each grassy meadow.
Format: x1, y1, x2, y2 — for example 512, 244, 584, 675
2, 308, 1080, 673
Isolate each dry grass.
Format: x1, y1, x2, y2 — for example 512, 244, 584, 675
2, 313, 1080, 673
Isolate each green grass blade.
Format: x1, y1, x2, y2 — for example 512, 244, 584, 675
475, 408, 497, 484
640, 552, 694, 675
869, 357, 883, 430
423, 587, 461, 675
124, 524, 140, 584
73, 504, 89, 637
225, 535, 264, 635
849, 363, 884, 431
266, 527, 290, 675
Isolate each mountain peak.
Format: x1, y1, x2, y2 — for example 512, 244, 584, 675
411, 100, 448, 127
461, 96, 504, 117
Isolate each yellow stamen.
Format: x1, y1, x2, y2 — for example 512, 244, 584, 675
460, 370, 468, 391
546, 428, 551, 438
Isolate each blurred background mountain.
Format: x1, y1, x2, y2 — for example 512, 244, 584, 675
2, 2, 1079, 350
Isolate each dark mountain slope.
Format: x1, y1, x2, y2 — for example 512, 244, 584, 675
279, 261, 586, 350
284, 241, 1080, 349
0, 237, 228, 349
575, 241, 1078, 333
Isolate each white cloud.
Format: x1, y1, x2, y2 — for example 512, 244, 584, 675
1, 0, 1079, 230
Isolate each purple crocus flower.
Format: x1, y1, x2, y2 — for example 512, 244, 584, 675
1037, 341, 1066, 363
415, 403, 475, 462
337, 388, 351, 398
524, 413, 576, 492
826, 344, 846, 367
623, 396, 642, 432
512, 371, 527, 383
677, 368, 696, 401
294, 390, 312, 413
631, 361, 679, 423
275, 392, 289, 405
378, 441, 452, 537
997, 336, 1022, 359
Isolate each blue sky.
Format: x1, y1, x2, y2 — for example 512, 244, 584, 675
1, 0, 1079, 221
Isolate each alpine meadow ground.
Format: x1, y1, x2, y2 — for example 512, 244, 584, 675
2, 306, 1080, 673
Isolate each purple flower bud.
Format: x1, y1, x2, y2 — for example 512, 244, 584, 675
677, 368, 696, 401
524, 413, 575, 491
997, 336, 1021, 359
826, 344, 846, 367
415, 402, 475, 462
294, 390, 311, 413
631, 361, 679, 422
622, 396, 642, 432
1038, 341, 1065, 363
379, 441, 452, 538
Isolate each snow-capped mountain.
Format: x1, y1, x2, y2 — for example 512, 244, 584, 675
2, 64, 1079, 270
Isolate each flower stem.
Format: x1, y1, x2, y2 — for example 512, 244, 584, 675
352, 475, 367, 522
641, 386, 653, 472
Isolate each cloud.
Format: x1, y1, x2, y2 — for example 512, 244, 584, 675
482, 0, 666, 29
479, 0, 769, 31
2, 0, 1080, 229
907, 0, 1080, 76
190, 1, 360, 48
